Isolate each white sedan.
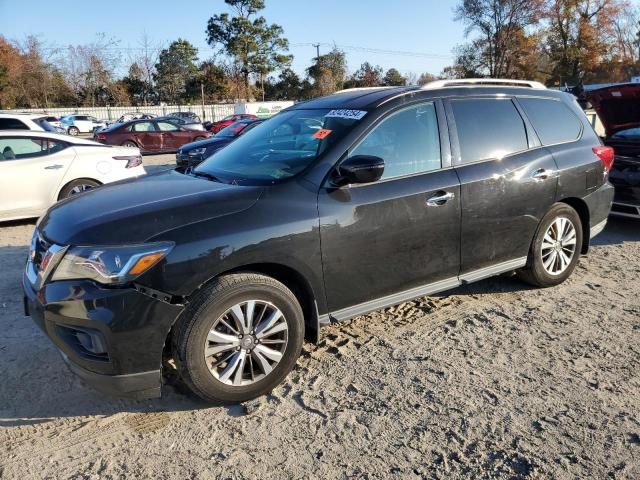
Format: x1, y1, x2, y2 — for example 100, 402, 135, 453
0, 131, 146, 222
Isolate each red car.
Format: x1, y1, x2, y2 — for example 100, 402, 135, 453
206, 114, 258, 134
95, 119, 210, 153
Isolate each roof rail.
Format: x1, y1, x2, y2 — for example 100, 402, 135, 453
421, 78, 547, 90
333, 86, 397, 94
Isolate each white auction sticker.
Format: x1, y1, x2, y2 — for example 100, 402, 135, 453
325, 109, 368, 120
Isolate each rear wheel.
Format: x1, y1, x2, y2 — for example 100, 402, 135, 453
517, 203, 583, 287
174, 273, 304, 404
58, 179, 100, 199
122, 140, 137, 148
68, 126, 79, 136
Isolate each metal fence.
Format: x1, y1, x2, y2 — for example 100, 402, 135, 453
13, 104, 236, 122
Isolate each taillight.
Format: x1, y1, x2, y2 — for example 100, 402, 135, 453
113, 155, 143, 169
593, 146, 614, 172
96, 134, 106, 141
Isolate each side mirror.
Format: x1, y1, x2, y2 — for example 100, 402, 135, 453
334, 155, 385, 186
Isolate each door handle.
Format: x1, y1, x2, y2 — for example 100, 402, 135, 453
44, 164, 63, 170
532, 168, 554, 180
426, 191, 455, 206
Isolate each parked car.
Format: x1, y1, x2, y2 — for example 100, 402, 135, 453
176, 119, 264, 170
159, 115, 206, 131
114, 112, 156, 124
0, 131, 145, 222
24, 79, 613, 403
205, 113, 258, 133
43, 116, 62, 129
60, 115, 107, 136
0, 112, 62, 133
94, 119, 210, 153
169, 111, 201, 123
584, 83, 640, 219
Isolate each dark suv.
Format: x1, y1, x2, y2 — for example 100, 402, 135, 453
23, 79, 614, 403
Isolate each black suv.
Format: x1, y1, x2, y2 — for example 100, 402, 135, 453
24, 79, 614, 403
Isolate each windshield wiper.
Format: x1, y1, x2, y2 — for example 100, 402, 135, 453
191, 171, 221, 183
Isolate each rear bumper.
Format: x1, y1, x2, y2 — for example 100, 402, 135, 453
609, 158, 640, 218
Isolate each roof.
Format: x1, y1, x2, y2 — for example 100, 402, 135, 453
0, 112, 49, 119
290, 78, 555, 111
0, 130, 103, 145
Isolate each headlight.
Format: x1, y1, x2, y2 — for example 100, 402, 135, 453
51, 242, 174, 285
188, 147, 207, 156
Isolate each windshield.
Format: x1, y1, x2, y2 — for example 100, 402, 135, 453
195, 109, 363, 184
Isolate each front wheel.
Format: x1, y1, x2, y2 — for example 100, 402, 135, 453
68, 126, 79, 136
517, 203, 583, 287
174, 273, 304, 404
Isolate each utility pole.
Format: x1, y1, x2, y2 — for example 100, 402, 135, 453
313, 43, 320, 63
200, 82, 206, 120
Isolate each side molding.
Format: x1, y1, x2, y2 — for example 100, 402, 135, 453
325, 257, 528, 324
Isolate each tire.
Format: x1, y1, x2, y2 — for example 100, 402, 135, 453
68, 126, 79, 136
174, 273, 304, 404
194, 136, 206, 141
58, 179, 100, 199
122, 140, 138, 148
517, 203, 583, 287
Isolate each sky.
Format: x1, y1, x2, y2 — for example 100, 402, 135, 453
0, 0, 465, 78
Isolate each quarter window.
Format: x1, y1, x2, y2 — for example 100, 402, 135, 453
350, 102, 441, 180
451, 98, 528, 163
518, 97, 582, 145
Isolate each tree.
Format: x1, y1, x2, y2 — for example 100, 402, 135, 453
122, 63, 149, 105
345, 62, 383, 88
191, 60, 228, 102
0, 36, 21, 108
307, 47, 346, 96
62, 33, 122, 106
260, 68, 307, 99
417, 72, 438, 85
383, 68, 407, 86
154, 39, 199, 103
207, 0, 292, 100
451, 0, 545, 79
544, 0, 628, 85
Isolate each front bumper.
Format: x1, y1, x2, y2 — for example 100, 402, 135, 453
23, 272, 184, 399
61, 352, 161, 399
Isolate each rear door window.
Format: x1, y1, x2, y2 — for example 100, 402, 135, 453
350, 102, 441, 180
157, 121, 180, 131
518, 97, 582, 145
133, 122, 157, 132
0, 137, 63, 160
451, 98, 528, 163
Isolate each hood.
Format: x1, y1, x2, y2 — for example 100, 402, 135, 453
180, 136, 233, 151
584, 84, 640, 136
39, 170, 263, 245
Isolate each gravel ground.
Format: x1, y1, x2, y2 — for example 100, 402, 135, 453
0, 159, 638, 479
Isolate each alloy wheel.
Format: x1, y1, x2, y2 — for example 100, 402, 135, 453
204, 300, 288, 386
540, 216, 577, 275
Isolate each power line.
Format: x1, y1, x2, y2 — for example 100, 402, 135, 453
291, 43, 453, 59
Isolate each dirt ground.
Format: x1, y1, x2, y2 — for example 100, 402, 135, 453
0, 157, 638, 479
